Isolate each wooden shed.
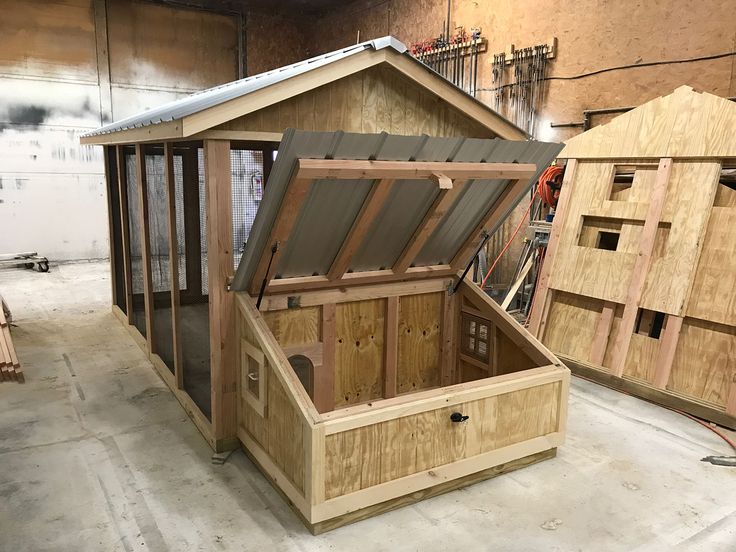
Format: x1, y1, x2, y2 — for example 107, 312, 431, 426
529, 86, 736, 429
81, 37, 570, 531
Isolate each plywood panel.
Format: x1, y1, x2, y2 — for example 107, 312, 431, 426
687, 207, 736, 326
324, 381, 560, 499
397, 293, 442, 394
211, 64, 493, 138
543, 292, 601, 361
622, 333, 660, 383
667, 318, 736, 408
334, 299, 385, 407
263, 307, 320, 347
240, 321, 305, 492
640, 161, 720, 315
495, 328, 538, 376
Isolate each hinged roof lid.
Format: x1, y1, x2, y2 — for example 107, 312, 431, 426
232, 129, 562, 295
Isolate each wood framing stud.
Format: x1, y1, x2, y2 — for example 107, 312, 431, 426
164, 142, 184, 388
589, 301, 616, 366
383, 296, 399, 398
528, 159, 578, 337
394, 180, 467, 274
249, 176, 313, 295
327, 178, 394, 280
652, 315, 684, 389
116, 145, 133, 324
135, 144, 155, 351
296, 159, 536, 181
610, 158, 673, 377
316, 304, 336, 413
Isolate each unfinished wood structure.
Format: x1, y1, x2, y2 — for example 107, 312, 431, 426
82, 37, 534, 451
529, 86, 736, 428
0, 296, 21, 382
231, 130, 567, 532
83, 37, 568, 530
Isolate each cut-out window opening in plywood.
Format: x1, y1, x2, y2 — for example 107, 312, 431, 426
241, 338, 267, 416
609, 164, 658, 202
578, 216, 622, 251
634, 308, 665, 339
714, 165, 736, 207
461, 312, 491, 363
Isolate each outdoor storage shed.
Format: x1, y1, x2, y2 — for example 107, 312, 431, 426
79, 35, 534, 451
529, 86, 736, 429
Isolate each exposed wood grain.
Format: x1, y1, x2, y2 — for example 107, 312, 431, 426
397, 293, 442, 394
384, 296, 399, 399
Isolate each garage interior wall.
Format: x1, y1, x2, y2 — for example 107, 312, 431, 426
0, 0, 241, 261
251, 0, 736, 285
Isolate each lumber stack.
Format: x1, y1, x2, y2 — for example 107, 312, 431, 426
0, 295, 22, 382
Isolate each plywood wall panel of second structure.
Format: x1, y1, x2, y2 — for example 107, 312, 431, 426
667, 318, 736, 409
686, 205, 736, 327
334, 299, 386, 407
640, 161, 721, 316
397, 292, 442, 394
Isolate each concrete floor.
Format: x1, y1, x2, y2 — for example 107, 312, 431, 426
1, 261, 735, 552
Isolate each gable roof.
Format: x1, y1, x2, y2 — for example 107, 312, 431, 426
559, 86, 736, 159
81, 36, 528, 145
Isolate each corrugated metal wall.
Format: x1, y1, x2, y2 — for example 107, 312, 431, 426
0, 0, 240, 260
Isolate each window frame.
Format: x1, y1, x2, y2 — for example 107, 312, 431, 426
241, 338, 267, 416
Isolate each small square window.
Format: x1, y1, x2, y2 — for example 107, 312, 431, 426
634, 309, 665, 339
460, 313, 491, 363
242, 338, 267, 416
596, 231, 620, 251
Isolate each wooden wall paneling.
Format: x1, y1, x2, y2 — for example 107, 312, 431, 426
164, 143, 184, 388
397, 293, 442, 394
115, 145, 134, 324
542, 292, 602, 362
640, 161, 721, 315
384, 296, 399, 399
334, 299, 386, 407
387, 68, 406, 135
652, 315, 684, 388
667, 318, 736, 408
393, 179, 467, 274
440, 291, 457, 386
327, 178, 395, 280
93, 0, 113, 123
590, 301, 616, 366
181, 147, 202, 299
609, 158, 672, 377
296, 89, 316, 131
135, 144, 155, 351
204, 139, 237, 443
621, 333, 660, 383
528, 160, 577, 337
686, 206, 736, 327
263, 307, 320, 347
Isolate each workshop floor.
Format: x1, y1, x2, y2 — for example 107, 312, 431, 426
1, 261, 735, 552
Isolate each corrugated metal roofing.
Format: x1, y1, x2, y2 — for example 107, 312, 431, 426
231, 129, 563, 292
81, 36, 527, 139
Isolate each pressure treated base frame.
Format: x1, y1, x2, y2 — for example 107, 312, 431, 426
246, 444, 556, 535
562, 355, 736, 430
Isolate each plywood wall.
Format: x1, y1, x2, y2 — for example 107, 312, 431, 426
214, 64, 493, 138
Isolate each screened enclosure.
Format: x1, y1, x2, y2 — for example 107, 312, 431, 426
106, 141, 276, 427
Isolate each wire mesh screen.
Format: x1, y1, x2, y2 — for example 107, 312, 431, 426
198, 148, 208, 295
145, 154, 171, 293
173, 155, 187, 291
231, 149, 264, 270
125, 152, 146, 337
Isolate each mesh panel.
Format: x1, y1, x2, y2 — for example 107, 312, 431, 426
198, 148, 208, 295
231, 150, 264, 270
125, 152, 146, 337
173, 154, 187, 291
145, 154, 170, 293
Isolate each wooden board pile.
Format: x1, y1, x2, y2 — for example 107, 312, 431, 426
0, 295, 22, 382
